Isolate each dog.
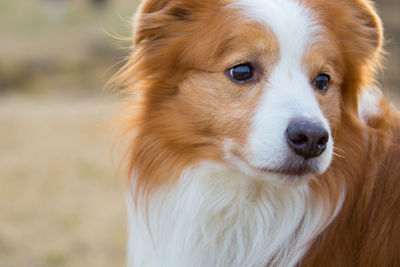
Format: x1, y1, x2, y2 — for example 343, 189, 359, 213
113, 0, 400, 266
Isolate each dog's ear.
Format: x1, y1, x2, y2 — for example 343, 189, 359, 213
322, 0, 383, 109
343, 0, 383, 61
348, 0, 383, 104
358, 0, 383, 53
133, 0, 193, 45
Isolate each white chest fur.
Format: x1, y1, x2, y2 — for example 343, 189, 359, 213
127, 162, 332, 267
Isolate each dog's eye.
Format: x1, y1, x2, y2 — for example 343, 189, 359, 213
313, 74, 330, 93
227, 63, 254, 83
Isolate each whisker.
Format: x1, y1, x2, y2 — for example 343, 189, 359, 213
332, 151, 344, 159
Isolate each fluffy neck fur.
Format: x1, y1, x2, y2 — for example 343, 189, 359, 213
127, 162, 344, 267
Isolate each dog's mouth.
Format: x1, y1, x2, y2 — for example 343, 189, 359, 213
259, 158, 320, 177
231, 150, 322, 179
227, 146, 328, 181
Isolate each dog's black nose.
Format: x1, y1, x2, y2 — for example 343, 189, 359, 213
286, 118, 329, 159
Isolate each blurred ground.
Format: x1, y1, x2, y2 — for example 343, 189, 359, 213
0, 1, 137, 266
0, 97, 125, 267
0, 0, 398, 266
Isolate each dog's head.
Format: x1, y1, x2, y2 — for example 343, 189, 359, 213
119, 0, 382, 186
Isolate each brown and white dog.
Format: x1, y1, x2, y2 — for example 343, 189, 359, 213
113, 0, 400, 266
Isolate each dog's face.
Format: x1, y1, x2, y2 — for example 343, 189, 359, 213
128, 0, 382, 183
175, 0, 341, 181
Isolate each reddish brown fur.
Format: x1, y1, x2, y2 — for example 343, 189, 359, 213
113, 0, 400, 265
298, 1, 400, 265
114, 0, 283, 201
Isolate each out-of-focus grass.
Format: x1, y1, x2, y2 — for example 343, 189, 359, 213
0, 1, 138, 266
0, 96, 126, 267
0, 0, 139, 96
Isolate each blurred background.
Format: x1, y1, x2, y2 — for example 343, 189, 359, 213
0, 0, 398, 266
